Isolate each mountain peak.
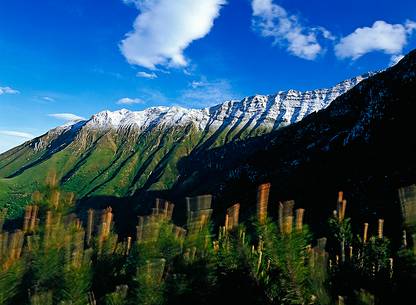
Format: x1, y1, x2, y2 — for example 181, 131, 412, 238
4, 65, 409, 206
53, 73, 373, 136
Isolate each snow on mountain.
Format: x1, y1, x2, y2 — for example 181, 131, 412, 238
86, 106, 210, 130
68, 73, 373, 134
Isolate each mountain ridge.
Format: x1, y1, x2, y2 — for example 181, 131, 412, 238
0, 71, 380, 217
168, 49, 416, 235
41, 72, 373, 135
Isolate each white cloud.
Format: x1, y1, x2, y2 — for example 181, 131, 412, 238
137, 71, 158, 79
48, 113, 85, 121
191, 81, 206, 88
251, 0, 333, 60
117, 97, 145, 105
0, 86, 20, 95
120, 0, 226, 69
0, 130, 34, 139
0, 131, 36, 153
405, 20, 416, 34
42, 96, 55, 102
335, 20, 416, 60
122, 0, 140, 7
181, 79, 236, 107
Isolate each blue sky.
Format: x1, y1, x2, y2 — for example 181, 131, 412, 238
1, 0, 415, 152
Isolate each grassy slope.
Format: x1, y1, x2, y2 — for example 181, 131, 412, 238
0, 126, 200, 212
0, 119, 270, 217
0, 144, 43, 178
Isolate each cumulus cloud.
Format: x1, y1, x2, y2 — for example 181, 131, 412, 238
117, 97, 145, 105
335, 20, 416, 60
120, 0, 226, 69
48, 113, 85, 121
0, 130, 34, 139
251, 0, 333, 60
0, 86, 20, 95
137, 71, 158, 79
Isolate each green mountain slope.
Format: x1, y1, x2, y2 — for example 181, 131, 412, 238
0, 116, 272, 216
0, 57, 405, 219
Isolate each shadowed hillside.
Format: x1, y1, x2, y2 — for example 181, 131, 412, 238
170, 49, 416, 239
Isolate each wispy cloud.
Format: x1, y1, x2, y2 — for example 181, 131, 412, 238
137, 88, 171, 105
117, 97, 145, 105
0, 86, 20, 95
0, 130, 35, 153
92, 68, 123, 79
181, 78, 237, 107
48, 113, 85, 121
0, 130, 34, 139
335, 20, 416, 62
190, 81, 206, 89
137, 71, 158, 79
42, 96, 55, 102
120, 0, 226, 69
122, 0, 140, 7
251, 0, 333, 60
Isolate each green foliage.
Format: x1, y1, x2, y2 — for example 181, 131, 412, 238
0, 186, 414, 305
0, 261, 25, 304
59, 254, 92, 305
354, 289, 375, 305
104, 286, 128, 305
361, 237, 391, 276
328, 216, 352, 246
254, 218, 313, 305
328, 214, 353, 264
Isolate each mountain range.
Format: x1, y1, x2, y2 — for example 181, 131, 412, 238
171, 50, 416, 237
0, 71, 371, 217
1, 48, 415, 237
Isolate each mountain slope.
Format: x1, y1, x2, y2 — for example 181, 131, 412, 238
170, 50, 416, 235
0, 74, 368, 216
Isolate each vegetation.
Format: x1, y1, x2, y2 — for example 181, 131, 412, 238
0, 122, 271, 216
0, 179, 415, 305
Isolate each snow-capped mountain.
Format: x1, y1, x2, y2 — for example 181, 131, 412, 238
75, 73, 372, 133
0, 71, 381, 207
1, 48, 415, 241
